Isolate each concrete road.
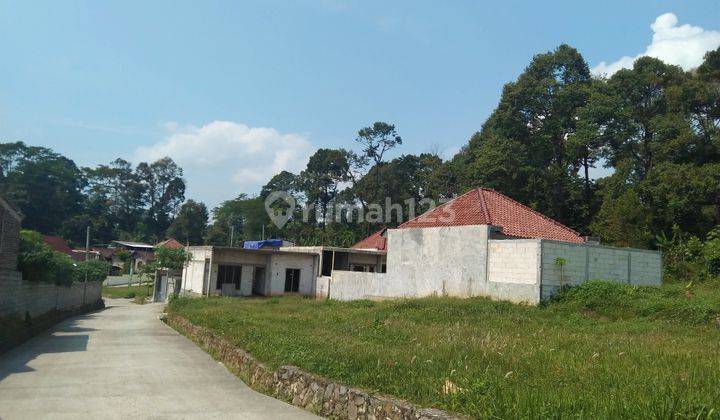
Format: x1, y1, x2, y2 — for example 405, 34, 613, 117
0, 299, 319, 419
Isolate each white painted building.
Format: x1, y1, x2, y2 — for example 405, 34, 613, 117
179, 245, 386, 298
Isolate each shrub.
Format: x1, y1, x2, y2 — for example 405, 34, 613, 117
18, 230, 111, 286
74, 259, 111, 282
18, 230, 75, 286
704, 228, 720, 275
548, 280, 719, 324
656, 225, 720, 282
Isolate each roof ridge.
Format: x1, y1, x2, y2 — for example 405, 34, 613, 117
486, 188, 583, 238
475, 188, 492, 224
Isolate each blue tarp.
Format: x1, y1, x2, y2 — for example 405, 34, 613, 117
243, 239, 284, 250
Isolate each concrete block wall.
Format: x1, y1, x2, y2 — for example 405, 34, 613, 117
540, 240, 662, 299
0, 269, 103, 318
541, 241, 590, 287
487, 240, 541, 304
629, 251, 663, 285
588, 247, 631, 283
487, 240, 540, 285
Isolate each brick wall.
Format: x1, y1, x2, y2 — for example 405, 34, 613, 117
0, 206, 20, 270
0, 269, 103, 318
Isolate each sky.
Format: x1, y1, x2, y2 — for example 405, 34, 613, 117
1, 1, 718, 209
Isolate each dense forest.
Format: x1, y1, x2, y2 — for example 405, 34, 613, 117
1, 45, 719, 268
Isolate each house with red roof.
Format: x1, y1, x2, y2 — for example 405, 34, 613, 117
42, 235, 73, 256
156, 238, 185, 249
337, 187, 662, 304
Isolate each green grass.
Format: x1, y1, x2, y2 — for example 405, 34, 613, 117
168, 280, 720, 419
102, 284, 152, 301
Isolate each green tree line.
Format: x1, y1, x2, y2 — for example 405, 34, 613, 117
1, 45, 719, 259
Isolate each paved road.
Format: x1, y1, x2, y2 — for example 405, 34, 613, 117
0, 299, 319, 419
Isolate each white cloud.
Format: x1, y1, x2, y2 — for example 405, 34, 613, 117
134, 121, 313, 208
592, 13, 720, 76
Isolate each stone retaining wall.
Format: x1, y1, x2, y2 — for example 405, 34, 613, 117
166, 313, 464, 420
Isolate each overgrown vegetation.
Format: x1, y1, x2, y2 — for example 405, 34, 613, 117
658, 225, 720, 282
17, 230, 110, 285
168, 281, 720, 419
101, 285, 151, 301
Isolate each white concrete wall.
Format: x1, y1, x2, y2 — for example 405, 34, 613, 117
315, 276, 331, 298
182, 248, 212, 295
329, 225, 490, 300
386, 225, 490, 297
540, 240, 662, 299
486, 240, 541, 303
329, 271, 389, 300
268, 253, 317, 295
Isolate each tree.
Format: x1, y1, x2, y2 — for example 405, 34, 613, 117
455, 44, 594, 230
79, 158, 146, 245
299, 149, 349, 226
136, 157, 186, 240
167, 200, 209, 245
260, 171, 299, 199
593, 57, 687, 179
0, 142, 85, 235
355, 122, 403, 167
88, 159, 146, 232
205, 194, 270, 245
353, 153, 443, 225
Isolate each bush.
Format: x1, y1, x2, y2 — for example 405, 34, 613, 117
18, 230, 75, 286
74, 259, 111, 282
18, 230, 110, 286
656, 225, 720, 282
704, 228, 720, 275
548, 280, 719, 324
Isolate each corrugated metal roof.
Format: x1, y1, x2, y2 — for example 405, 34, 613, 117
112, 240, 155, 249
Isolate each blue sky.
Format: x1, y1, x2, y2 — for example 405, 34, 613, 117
1, 1, 718, 209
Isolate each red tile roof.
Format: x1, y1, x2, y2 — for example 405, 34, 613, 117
398, 188, 585, 243
156, 238, 185, 249
42, 235, 73, 255
351, 228, 388, 251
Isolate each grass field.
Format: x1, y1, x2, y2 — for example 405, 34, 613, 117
101, 284, 152, 302
168, 280, 720, 419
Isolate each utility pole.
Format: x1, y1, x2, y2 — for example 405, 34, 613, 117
229, 225, 235, 247
83, 226, 89, 305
